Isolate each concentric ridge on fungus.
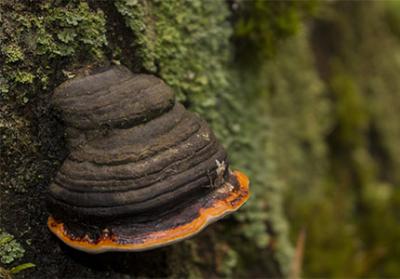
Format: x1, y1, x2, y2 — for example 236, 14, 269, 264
47, 65, 250, 253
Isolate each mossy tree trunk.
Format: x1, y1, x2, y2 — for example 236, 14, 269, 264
0, 1, 291, 278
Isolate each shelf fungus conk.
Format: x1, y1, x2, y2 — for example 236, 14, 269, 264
47, 66, 250, 253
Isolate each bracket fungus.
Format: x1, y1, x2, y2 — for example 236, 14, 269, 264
47, 66, 250, 253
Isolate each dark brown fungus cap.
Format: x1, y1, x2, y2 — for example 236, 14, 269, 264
47, 65, 250, 253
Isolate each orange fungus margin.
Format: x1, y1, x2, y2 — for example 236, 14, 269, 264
47, 170, 250, 253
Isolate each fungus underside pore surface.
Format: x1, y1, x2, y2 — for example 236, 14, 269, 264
48, 171, 249, 253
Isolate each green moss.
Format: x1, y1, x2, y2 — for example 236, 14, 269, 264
258, 29, 331, 276
115, 0, 231, 115
328, 67, 368, 148
384, 1, 400, 40
288, 2, 400, 277
233, 0, 317, 64
0, 0, 107, 104
230, 8, 331, 274
114, 0, 298, 276
113, 1, 332, 276
0, 0, 109, 195
0, 4, 109, 275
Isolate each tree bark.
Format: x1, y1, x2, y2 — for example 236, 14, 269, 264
0, 1, 288, 278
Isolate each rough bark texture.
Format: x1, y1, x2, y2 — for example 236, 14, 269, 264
2, 1, 400, 278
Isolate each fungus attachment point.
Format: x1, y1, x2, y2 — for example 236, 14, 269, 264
47, 66, 250, 253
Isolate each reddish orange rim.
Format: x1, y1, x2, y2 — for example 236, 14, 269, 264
48, 170, 250, 253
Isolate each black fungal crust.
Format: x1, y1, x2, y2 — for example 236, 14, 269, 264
47, 65, 229, 228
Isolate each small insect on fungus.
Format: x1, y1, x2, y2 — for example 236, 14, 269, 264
47, 65, 250, 253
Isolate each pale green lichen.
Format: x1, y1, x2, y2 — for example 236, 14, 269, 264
1, 44, 24, 63
113, 0, 326, 276
114, 0, 231, 110
114, 0, 290, 275
0, 229, 25, 265
0, 0, 107, 104
13, 71, 35, 85
0, 3, 109, 274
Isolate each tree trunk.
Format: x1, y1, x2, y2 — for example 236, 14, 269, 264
1, 1, 289, 278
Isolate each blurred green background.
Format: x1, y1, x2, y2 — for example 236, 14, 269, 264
240, 1, 400, 277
